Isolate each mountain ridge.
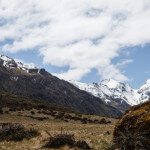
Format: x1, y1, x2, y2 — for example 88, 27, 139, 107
0, 54, 121, 117
1, 54, 149, 115
70, 78, 150, 112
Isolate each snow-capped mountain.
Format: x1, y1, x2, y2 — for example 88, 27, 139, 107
0, 54, 44, 74
1, 54, 149, 113
70, 79, 139, 105
70, 79, 150, 112
138, 79, 150, 103
0, 54, 122, 117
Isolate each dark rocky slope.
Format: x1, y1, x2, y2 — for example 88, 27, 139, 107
113, 100, 150, 150
0, 64, 121, 117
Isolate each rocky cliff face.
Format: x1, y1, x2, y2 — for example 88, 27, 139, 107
0, 55, 121, 117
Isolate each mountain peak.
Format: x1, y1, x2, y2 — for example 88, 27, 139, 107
0, 55, 122, 117
139, 79, 150, 91
70, 78, 150, 112
0, 54, 12, 61
101, 79, 121, 89
0, 54, 46, 75
145, 79, 150, 84
1, 54, 149, 114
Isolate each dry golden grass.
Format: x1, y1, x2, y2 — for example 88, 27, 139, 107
0, 111, 117, 150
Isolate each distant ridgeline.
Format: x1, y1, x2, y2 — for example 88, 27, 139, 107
70, 79, 150, 113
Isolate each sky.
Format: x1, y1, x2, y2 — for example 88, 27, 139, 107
0, 0, 150, 88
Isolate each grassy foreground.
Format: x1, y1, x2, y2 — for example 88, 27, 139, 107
0, 110, 117, 150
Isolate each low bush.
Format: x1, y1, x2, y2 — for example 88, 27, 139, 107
0, 109, 3, 114
76, 140, 91, 149
0, 123, 39, 141
30, 111, 35, 115
44, 133, 91, 149
44, 134, 75, 148
27, 115, 49, 121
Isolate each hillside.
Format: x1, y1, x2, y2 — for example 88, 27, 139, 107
0, 91, 74, 114
0, 89, 117, 150
113, 100, 150, 150
0, 55, 121, 117
0, 106, 117, 150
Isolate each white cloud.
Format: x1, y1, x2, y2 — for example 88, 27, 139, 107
98, 64, 128, 81
0, 0, 150, 81
117, 59, 133, 68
